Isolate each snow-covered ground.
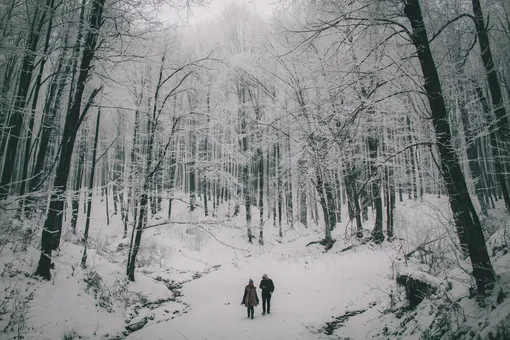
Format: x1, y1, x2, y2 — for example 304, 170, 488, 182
1, 193, 509, 340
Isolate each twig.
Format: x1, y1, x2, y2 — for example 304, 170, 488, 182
175, 328, 189, 340
405, 235, 447, 258
94, 137, 118, 165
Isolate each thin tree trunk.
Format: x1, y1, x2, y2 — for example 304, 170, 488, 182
239, 84, 252, 243
70, 127, 87, 234
458, 84, 488, 216
258, 148, 264, 245
81, 108, 101, 268
368, 136, 384, 243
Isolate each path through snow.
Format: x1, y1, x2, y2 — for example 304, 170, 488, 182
127, 238, 395, 340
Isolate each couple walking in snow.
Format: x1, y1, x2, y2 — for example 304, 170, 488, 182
241, 274, 275, 319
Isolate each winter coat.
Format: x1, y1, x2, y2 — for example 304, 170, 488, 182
259, 278, 274, 297
242, 285, 259, 307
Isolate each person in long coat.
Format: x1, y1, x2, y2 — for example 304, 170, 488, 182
241, 279, 259, 319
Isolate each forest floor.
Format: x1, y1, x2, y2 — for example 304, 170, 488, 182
0, 194, 509, 339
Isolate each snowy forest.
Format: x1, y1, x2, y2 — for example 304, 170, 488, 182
1, 0, 510, 339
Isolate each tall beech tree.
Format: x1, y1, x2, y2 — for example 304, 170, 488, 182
403, 0, 495, 293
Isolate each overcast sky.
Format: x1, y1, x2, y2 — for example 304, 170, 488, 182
186, 0, 277, 24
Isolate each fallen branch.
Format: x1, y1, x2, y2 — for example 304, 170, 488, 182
405, 235, 446, 259
306, 238, 337, 251
340, 245, 355, 252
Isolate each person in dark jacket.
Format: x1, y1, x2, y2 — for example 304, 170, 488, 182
259, 274, 274, 315
241, 279, 259, 319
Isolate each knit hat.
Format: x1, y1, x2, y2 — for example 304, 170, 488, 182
262, 274, 268, 279
249, 279, 253, 284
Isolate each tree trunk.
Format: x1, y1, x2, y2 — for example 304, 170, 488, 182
276, 143, 283, 237
70, 127, 87, 233
81, 108, 101, 268
239, 84, 252, 243
167, 144, 176, 219
368, 136, 384, 244
386, 165, 395, 239
406, 117, 417, 200
345, 165, 363, 238
404, 0, 495, 293
258, 148, 264, 245
315, 168, 335, 246
299, 184, 307, 228
458, 84, 488, 216
189, 131, 196, 212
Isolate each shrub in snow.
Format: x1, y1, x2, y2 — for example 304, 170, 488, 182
83, 269, 114, 312
62, 330, 80, 340
0, 285, 33, 337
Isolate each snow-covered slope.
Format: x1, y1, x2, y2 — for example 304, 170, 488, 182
0, 194, 509, 340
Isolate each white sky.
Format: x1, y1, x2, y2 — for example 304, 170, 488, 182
176, 0, 277, 26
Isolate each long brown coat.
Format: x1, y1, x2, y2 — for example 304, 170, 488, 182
241, 285, 259, 307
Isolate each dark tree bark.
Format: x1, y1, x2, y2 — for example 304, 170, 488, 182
70, 127, 87, 234
368, 136, 384, 244
189, 132, 196, 212
458, 84, 488, 216
473, 82, 510, 212
81, 108, 101, 268
299, 183, 307, 228
334, 172, 342, 224
18, 0, 56, 206
472, 0, 510, 160
324, 176, 337, 231
406, 117, 417, 200
104, 156, 110, 226
258, 148, 264, 245
239, 83, 252, 243
386, 165, 395, 239
26, 32, 70, 210
167, 144, 177, 219
0, 0, 52, 199
35, 0, 106, 280
276, 142, 283, 237
345, 164, 363, 238
286, 137, 294, 225
315, 168, 335, 247
404, 0, 495, 293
